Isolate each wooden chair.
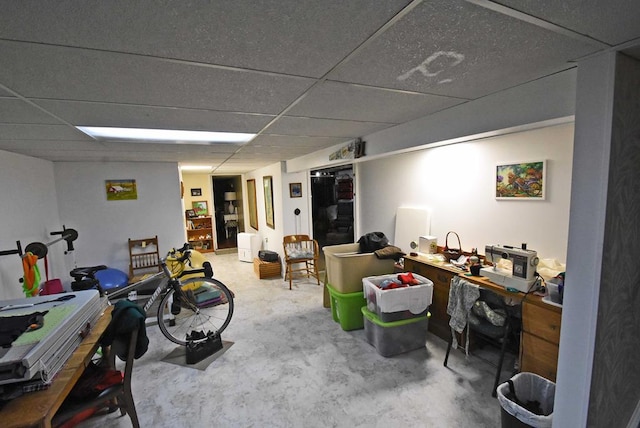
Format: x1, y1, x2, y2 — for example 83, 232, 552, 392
128, 236, 161, 280
283, 235, 320, 290
52, 326, 140, 428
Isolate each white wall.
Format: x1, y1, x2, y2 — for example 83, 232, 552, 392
281, 170, 311, 237
242, 162, 286, 256
358, 123, 574, 262
54, 161, 185, 275
0, 151, 67, 300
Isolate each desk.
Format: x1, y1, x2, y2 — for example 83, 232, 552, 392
403, 254, 562, 381
2, 305, 113, 428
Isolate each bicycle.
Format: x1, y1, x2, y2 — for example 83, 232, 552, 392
70, 243, 234, 346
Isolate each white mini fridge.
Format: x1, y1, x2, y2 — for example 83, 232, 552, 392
237, 232, 260, 262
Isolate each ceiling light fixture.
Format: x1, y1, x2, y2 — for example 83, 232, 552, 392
76, 126, 256, 144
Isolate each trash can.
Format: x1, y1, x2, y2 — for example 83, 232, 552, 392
497, 372, 555, 428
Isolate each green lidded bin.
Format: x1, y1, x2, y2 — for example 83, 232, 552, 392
327, 284, 366, 331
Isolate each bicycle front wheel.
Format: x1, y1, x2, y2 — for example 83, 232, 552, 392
157, 277, 234, 346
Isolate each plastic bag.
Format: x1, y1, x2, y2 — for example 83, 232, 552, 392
357, 232, 389, 253
497, 372, 555, 428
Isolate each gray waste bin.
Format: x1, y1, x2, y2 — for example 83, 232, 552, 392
497, 372, 555, 428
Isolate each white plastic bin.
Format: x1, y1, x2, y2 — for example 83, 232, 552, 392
362, 273, 433, 322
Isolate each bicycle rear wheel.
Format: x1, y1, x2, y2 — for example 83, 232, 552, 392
157, 277, 234, 346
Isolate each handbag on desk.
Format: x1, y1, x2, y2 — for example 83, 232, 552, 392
441, 231, 462, 262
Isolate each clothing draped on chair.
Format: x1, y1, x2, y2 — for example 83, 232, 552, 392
447, 276, 480, 355
444, 276, 517, 397
283, 234, 320, 290
53, 300, 147, 427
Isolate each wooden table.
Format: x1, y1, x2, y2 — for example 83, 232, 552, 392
403, 254, 562, 380
2, 305, 113, 428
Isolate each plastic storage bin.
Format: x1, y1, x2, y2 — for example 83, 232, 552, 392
327, 284, 366, 331
361, 307, 430, 357
497, 372, 555, 428
362, 273, 433, 322
323, 243, 396, 294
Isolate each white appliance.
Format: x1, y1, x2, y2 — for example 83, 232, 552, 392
480, 244, 540, 292
418, 236, 437, 254
237, 232, 260, 262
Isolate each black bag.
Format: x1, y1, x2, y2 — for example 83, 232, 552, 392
258, 250, 279, 262
357, 232, 389, 253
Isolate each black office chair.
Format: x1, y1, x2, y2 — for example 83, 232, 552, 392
444, 287, 519, 397
52, 326, 140, 428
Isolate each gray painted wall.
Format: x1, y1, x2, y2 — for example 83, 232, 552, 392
588, 53, 640, 427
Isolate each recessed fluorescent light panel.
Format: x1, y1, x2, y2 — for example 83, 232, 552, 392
76, 126, 255, 144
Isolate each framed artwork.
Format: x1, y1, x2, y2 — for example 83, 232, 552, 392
247, 179, 258, 230
495, 160, 546, 200
192, 200, 209, 216
263, 176, 275, 229
190, 188, 202, 196
289, 182, 302, 198
185, 209, 197, 218
105, 179, 137, 201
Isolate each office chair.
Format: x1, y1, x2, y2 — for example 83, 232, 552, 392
52, 327, 140, 428
444, 287, 519, 397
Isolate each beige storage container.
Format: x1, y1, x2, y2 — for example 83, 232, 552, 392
323, 243, 396, 294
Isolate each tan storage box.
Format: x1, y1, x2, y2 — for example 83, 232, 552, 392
323, 243, 396, 293
253, 258, 281, 279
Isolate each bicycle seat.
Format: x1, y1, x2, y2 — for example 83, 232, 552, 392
70, 265, 108, 280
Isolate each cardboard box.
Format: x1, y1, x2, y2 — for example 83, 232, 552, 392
253, 258, 281, 279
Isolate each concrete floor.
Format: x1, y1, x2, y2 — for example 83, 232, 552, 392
77, 252, 513, 427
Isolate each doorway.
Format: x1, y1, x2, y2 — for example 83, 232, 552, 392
212, 176, 243, 249
311, 165, 354, 249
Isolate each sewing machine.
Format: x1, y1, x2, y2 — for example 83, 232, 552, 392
480, 244, 540, 292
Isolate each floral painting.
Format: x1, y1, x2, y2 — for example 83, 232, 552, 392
495, 160, 546, 200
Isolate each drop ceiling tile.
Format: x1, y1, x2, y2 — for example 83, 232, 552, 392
622, 45, 640, 61
0, 41, 315, 114
250, 134, 347, 148
288, 81, 465, 123
0, 140, 104, 151
0, 124, 87, 140
328, 0, 601, 99
266, 116, 392, 138
34, 100, 275, 132
0, 98, 62, 124
494, 0, 640, 46
0, 0, 411, 78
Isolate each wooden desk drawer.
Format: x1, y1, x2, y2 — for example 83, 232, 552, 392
521, 332, 559, 381
523, 301, 561, 344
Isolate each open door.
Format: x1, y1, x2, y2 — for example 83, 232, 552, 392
311, 165, 354, 249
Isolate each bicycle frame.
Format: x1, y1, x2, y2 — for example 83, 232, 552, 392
104, 250, 209, 315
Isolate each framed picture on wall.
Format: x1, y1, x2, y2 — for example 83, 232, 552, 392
105, 179, 137, 201
263, 176, 275, 229
247, 179, 258, 230
495, 160, 546, 200
190, 188, 202, 197
289, 182, 302, 198
192, 200, 208, 216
